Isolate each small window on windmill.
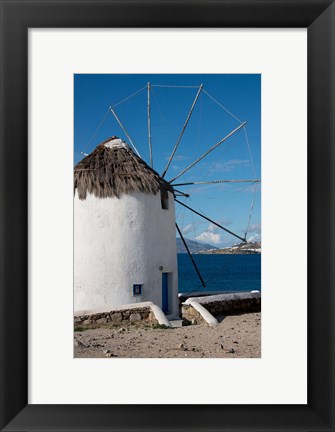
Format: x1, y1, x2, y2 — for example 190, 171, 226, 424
160, 189, 169, 210
133, 284, 142, 296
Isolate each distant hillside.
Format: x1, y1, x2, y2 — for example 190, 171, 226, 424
176, 237, 218, 254
198, 241, 261, 255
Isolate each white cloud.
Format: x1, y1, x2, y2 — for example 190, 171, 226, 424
247, 223, 261, 234
247, 233, 261, 242
181, 224, 193, 235
202, 159, 251, 173
195, 231, 221, 245
245, 223, 261, 242
207, 223, 216, 232
165, 154, 188, 162
173, 154, 189, 162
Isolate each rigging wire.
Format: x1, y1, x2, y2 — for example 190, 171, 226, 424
111, 85, 147, 109
196, 91, 203, 149
243, 126, 257, 179
81, 107, 111, 155
230, 179, 259, 195
150, 88, 175, 136
151, 84, 200, 89
169, 121, 246, 184
184, 135, 238, 197
176, 195, 188, 221
242, 126, 258, 239
162, 84, 203, 178
190, 204, 200, 254
80, 85, 146, 157
179, 202, 187, 232
175, 198, 246, 243
244, 183, 258, 240
202, 89, 243, 124
110, 107, 143, 158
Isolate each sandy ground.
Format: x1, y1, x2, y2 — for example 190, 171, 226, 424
74, 312, 261, 358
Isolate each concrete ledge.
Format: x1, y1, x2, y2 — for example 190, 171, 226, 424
186, 291, 260, 305
187, 300, 218, 326
183, 291, 261, 319
150, 304, 172, 327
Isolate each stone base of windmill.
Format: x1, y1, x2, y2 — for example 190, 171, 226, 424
74, 308, 157, 329
74, 301, 172, 330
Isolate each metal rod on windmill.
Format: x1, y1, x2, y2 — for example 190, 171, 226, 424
147, 82, 153, 168
175, 199, 247, 243
173, 188, 190, 197
162, 84, 203, 178
169, 121, 247, 184
173, 179, 261, 186
175, 223, 206, 288
110, 106, 141, 158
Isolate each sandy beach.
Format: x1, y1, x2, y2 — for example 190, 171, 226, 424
74, 312, 261, 358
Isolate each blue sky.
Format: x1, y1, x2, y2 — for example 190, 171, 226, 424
74, 74, 261, 248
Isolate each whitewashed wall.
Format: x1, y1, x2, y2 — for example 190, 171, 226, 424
74, 190, 178, 317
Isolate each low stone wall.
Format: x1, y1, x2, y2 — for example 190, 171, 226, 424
74, 306, 158, 328
182, 292, 261, 324
181, 304, 206, 325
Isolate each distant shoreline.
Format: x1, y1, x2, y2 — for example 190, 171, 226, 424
178, 250, 261, 255
197, 250, 261, 255
177, 240, 261, 255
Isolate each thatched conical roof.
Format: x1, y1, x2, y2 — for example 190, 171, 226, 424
74, 137, 174, 200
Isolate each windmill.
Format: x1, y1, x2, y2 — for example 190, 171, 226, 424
74, 80, 260, 316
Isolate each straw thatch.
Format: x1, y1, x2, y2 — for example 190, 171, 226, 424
74, 137, 174, 200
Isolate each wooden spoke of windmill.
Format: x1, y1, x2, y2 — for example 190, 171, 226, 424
176, 223, 206, 288
175, 198, 247, 243
97, 83, 259, 291
173, 179, 261, 187
161, 84, 203, 178
168, 121, 247, 184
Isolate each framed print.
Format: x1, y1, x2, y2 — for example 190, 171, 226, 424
1, 1, 334, 431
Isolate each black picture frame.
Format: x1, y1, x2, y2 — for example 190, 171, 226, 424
1, 1, 334, 431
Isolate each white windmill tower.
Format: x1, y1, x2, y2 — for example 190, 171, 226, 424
74, 81, 260, 316
74, 137, 178, 317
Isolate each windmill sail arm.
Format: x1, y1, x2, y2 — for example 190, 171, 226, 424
173, 179, 261, 187
173, 188, 190, 197
169, 121, 247, 184
175, 223, 206, 288
162, 84, 203, 178
110, 107, 141, 158
175, 199, 246, 243
147, 82, 153, 168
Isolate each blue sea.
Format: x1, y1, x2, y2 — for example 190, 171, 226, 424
177, 254, 261, 294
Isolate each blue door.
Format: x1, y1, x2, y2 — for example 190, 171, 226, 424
162, 273, 169, 313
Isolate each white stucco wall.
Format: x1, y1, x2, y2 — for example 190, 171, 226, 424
74, 190, 178, 316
